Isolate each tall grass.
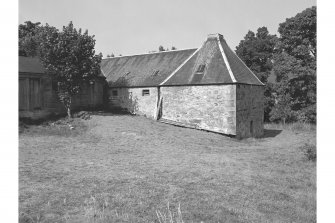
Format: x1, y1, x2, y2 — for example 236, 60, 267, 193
156, 202, 184, 223
82, 195, 184, 223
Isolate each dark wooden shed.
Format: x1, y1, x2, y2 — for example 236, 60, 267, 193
19, 56, 105, 120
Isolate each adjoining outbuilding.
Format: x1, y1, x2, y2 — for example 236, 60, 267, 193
19, 56, 105, 120
101, 33, 264, 138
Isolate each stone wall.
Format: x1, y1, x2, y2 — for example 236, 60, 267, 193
160, 85, 236, 135
107, 87, 158, 119
236, 84, 264, 138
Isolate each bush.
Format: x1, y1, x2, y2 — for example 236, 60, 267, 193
301, 143, 316, 161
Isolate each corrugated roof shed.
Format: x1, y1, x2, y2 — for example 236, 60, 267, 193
100, 49, 197, 87
19, 56, 45, 74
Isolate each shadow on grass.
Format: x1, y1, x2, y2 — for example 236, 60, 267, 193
90, 109, 136, 117
262, 129, 282, 138
19, 113, 67, 125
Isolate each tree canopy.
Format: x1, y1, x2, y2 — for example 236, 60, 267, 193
271, 6, 316, 123
235, 6, 316, 124
236, 27, 277, 83
19, 21, 102, 117
277, 6, 316, 68
19, 21, 42, 56
158, 45, 166, 52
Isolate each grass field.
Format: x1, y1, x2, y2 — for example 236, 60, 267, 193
19, 113, 316, 223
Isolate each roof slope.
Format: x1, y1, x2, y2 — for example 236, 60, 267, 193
101, 49, 197, 87
19, 56, 45, 74
162, 34, 264, 86
19, 56, 105, 78
163, 35, 234, 85
100, 34, 264, 87
219, 37, 264, 85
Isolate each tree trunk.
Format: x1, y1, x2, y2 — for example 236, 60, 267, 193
67, 107, 72, 118
67, 96, 72, 118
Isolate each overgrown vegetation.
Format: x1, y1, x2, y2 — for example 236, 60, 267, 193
236, 6, 316, 124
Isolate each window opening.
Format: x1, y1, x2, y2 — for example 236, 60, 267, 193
196, 64, 206, 73
142, 89, 150, 96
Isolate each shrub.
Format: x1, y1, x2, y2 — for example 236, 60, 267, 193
301, 143, 316, 161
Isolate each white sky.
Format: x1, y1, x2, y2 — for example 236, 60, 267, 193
19, 0, 316, 57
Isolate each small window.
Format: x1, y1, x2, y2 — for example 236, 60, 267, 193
152, 70, 159, 76
112, 90, 118, 96
142, 89, 150, 96
196, 64, 206, 73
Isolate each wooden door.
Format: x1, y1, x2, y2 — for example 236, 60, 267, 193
29, 78, 41, 110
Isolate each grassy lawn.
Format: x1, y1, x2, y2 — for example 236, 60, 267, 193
19, 114, 316, 223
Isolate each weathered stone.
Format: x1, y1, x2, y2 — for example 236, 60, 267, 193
161, 85, 236, 135
106, 83, 264, 139
236, 84, 264, 138
107, 87, 158, 118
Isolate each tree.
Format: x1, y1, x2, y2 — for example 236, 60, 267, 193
158, 45, 165, 52
235, 27, 278, 121
106, 53, 115, 58
38, 21, 102, 117
19, 21, 41, 56
269, 83, 294, 124
171, 46, 177, 50
271, 52, 316, 123
277, 6, 316, 68
236, 27, 277, 83
271, 6, 317, 123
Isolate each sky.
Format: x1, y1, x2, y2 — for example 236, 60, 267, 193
19, 0, 316, 57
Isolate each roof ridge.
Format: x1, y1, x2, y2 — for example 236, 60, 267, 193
102, 48, 198, 60
217, 36, 237, 83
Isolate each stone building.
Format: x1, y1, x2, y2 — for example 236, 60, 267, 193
19, 56, 105, 120
101, 33, 264, 138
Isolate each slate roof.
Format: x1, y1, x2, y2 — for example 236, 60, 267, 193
19, 56, 45, 74
163, 34, 264, 86
163, 35, 233, 85
100, 49, 197, 87
101, 34, 264, 87
218, 37, 264, 85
